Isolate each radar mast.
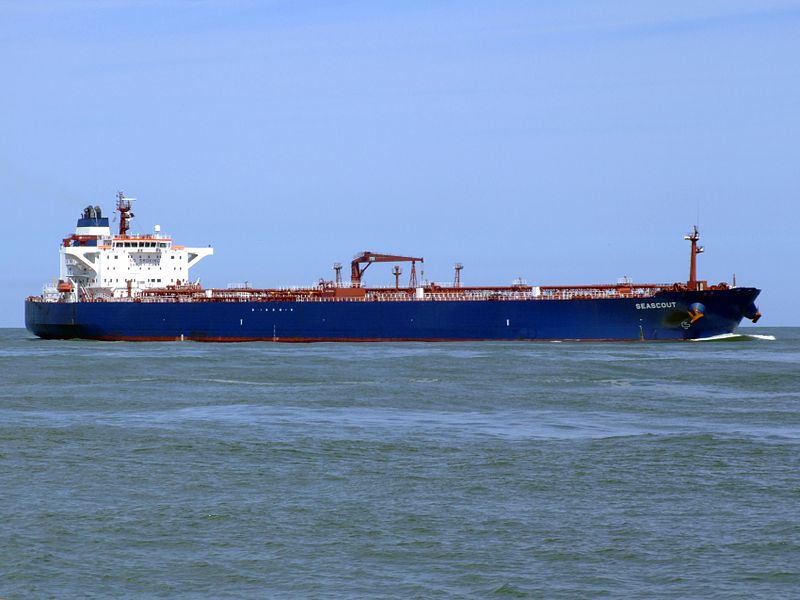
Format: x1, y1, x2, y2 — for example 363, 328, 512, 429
116, 191, 135, 237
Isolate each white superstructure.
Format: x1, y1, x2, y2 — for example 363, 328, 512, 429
53, 194, 213, 300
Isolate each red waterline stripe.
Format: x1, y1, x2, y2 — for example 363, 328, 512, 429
77, 335, 685, 343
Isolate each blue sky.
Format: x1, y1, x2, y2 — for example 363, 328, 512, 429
2, 1, 798, 326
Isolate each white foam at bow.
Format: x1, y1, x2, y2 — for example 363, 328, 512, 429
691, 333, 776, 342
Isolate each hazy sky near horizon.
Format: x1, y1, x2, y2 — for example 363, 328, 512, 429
2, 1, 798, 326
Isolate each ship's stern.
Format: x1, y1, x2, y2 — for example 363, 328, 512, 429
25, 299, 79, 339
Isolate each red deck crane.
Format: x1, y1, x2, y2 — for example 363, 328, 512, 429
350, 252, 424, 287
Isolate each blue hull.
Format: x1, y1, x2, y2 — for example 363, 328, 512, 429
25, 288, 760, 342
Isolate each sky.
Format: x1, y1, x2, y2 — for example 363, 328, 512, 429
1, 0, 798, 326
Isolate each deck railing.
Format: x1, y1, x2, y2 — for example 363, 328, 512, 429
30, 283, 689, 304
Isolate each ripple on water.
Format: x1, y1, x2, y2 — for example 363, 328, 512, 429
1, 327, 798, 598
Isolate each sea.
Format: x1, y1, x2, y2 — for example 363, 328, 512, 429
1, 327, 798, 599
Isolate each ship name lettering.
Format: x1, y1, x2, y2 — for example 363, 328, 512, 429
635, 302, 678, 310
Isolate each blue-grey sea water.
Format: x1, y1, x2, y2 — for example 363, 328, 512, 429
1, 327, 799, 599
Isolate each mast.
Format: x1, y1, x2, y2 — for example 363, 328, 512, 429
454, 263, 463, 288
408, 261, 418, 288
683, 225, 704, 290
333, 263, 343, 286
392, 265, 402, 289
116, 191, 135, 237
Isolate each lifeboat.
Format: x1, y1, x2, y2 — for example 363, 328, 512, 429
57, 280, 74, 293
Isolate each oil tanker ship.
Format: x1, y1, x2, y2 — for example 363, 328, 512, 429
25, 193, 762, 342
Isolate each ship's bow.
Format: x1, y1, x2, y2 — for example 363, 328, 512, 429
685, 286, 761, 339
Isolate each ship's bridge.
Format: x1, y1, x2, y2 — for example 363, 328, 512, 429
111, 237, 172, 249
53, 196, 213, 300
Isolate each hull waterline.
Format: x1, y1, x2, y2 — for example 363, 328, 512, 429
26, 288, 761, 342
